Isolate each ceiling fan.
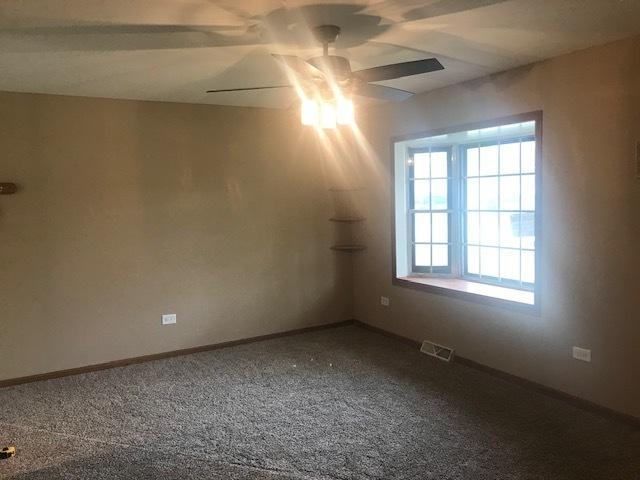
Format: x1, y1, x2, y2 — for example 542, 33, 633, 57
206, 24, 444, 104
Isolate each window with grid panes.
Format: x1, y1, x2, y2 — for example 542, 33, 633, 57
394, 115, 540, 306
463, 137, 536, 289
408, 147, 452, 273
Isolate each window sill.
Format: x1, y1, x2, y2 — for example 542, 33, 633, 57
394, 276, 537, 313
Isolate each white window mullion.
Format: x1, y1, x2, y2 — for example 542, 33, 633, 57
451, 146, 461, 279
497, 140, 502, 282
406, 153, 414, 275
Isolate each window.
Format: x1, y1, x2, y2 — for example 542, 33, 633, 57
393, 113, 541, 309
408, 148, 452, 274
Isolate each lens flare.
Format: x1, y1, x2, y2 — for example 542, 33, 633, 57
320, 102, 337, 129
301, 99, 319, 126
336, 97, 354, 125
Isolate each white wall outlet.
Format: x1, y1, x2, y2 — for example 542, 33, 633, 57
572, 346, 591, 362
380, 296, 390, 306
161, 314, 177, 325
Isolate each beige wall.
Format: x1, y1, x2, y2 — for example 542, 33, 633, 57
0, 92, 352, 380
352, 36, 640, 418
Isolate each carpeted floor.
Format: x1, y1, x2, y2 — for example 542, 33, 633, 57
0, 324, 638, 479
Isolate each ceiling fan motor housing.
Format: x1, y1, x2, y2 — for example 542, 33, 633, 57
313, 25, 341, 45
308, 55, 352, 81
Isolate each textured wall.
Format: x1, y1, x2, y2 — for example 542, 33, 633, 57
352, 36, 640, 417
0, 92, 352, 380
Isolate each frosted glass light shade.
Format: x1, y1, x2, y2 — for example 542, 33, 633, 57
320, 102, 336, 129
336, 98, 354, 125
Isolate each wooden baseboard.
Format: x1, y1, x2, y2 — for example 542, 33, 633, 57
0, 320, 355, 389
353, 320, 422, 348
3, 318, 637, 428
353, 320, 640, 428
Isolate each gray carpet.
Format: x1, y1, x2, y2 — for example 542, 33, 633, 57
0, 325, 638, 479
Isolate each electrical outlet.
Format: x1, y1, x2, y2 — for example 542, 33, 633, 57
572, 346, 591, 363
161, 314, 177, 325
380, 296, 390, 306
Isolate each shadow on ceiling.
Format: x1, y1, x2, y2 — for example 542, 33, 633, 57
1, 0, 512, 52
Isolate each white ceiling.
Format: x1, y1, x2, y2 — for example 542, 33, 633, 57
1, 0, 640, 108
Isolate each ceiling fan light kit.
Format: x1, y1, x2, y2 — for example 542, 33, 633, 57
205, 24, 444, 129
302, 97, 354, 128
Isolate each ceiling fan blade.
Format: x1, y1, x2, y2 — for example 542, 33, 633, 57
271, 54, 326, 80
354, 83, 414, 102
206, 85, 293, 93
404, 0, 510, 21
1, 23, 263, 52
353, 58, 444, 82
2, 24, 244, 35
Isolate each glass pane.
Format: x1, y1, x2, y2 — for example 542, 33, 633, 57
467, 245, 480, 274
432, 212, 448, 243
520, 212, 535, 249
499, 142, 520, 175
415, 244, 431, 267
413, 152, 430, 178
467, 212, 480, 244
414, 213, 431, 243
521, 250, 535, 283
466, 147, 479, 177
500, 212, 520, 248
479, 177, 499, 210
499, 122, 523, 135
522, 174, 535, 211
522, 236, 535, 250
521, 141, 536, 173
431, 151, 448, 178
500, 249, 520, 281
431, 179, 448, 210
432, 244, 448, 267
413, 180, 430, 210
479, 144, 499, 176
466, 178, 479, 210
479, 212, 499, 246
480, 247, 499, 278
500, 175, 520, 210
519, 212, 535, 237
478, 126, 499, 136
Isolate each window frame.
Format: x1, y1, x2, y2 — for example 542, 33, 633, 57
391, 111, 543, 314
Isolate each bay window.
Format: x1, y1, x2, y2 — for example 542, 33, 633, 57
393, 112, 541, 310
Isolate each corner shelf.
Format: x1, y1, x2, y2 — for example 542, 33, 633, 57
329, 186, 366, 253
330, 245, 367, 252
329, 216, 366, 223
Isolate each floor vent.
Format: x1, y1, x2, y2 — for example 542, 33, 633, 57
420, 340, 454, 362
